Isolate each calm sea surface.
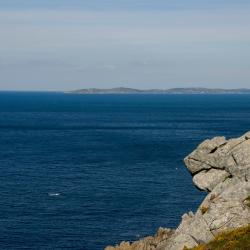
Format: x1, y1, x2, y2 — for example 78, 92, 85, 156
0, 92, 250, 249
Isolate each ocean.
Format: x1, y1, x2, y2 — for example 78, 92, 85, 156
0, 92, 250, 249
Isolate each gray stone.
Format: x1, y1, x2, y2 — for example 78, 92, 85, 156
176, 213, 214, 244
157, 233, 198, 250
192, 169, 229, 191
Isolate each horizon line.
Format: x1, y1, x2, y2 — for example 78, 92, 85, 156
1, 87, 250, 92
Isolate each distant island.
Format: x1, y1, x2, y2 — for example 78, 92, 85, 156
69, 87, 250, 94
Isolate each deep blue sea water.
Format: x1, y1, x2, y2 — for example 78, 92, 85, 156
0, 92, 250, 250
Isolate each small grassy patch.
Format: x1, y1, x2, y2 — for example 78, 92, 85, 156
223, 174, 232, 182
209, 194, 216, 201
185, 224, 250, 250
245, 196, 250, 208
200, 206, 209, 215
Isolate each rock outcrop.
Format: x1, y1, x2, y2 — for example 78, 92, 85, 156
105, 132, 250, 250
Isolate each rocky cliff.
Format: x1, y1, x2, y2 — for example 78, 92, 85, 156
105, 132, 250, 250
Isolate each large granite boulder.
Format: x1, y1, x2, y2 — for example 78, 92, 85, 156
184, 132, 250, 182
105, 132, 250, 250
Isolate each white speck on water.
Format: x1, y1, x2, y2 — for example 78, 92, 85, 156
48, 192, 61, 197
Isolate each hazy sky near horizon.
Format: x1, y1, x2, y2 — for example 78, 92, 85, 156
0, 0, 250, 90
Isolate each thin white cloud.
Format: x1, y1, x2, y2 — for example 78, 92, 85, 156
0, 7, 249, 90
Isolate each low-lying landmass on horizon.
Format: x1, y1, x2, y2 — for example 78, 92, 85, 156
69, 87, 250, 94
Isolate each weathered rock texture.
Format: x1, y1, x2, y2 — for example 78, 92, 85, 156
105, 132, 250, 250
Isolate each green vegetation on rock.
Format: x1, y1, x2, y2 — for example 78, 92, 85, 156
187, 224, 250, 250
245, 196, 250, 208
200, 206, 208, 215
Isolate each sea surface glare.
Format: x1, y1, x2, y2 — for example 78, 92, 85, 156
0, 93, 250, 249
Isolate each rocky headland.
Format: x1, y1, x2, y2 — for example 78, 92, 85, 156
105, 132, 250, 250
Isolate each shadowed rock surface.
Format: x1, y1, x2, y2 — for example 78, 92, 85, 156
105, 132, 250, 250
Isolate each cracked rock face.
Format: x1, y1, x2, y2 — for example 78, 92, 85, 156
192, 169, 229, 192
105, 132, 250, 250
185, 132, 250, 190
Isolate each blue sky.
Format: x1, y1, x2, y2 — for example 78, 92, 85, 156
1, 0, 250, 10
0, 0, 250, 90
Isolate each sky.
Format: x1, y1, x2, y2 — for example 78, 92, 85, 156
0, 0, 250, 91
